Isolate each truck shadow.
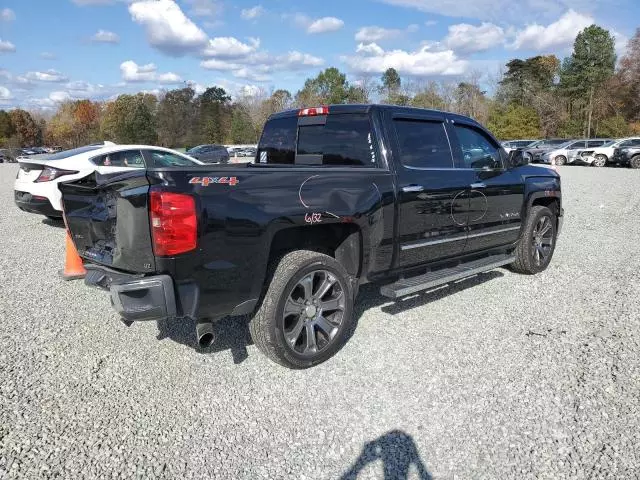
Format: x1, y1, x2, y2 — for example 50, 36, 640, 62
156, 270, 504, 365
340, 430, 432, 479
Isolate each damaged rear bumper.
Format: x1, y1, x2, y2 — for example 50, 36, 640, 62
84, 264, 179, 322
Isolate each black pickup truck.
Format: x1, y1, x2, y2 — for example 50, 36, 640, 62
60, 104, 563, 368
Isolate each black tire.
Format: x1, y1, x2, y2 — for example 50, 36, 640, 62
592, 154, 607, 167
249, 250, 355, 369
630, 155, 640, 169
511, 205, 557, 275
554, 155, 566, 166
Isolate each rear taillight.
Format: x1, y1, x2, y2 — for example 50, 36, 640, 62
35, 166, 78, 182
298, 106, 329, 116
149, 191, 197, 256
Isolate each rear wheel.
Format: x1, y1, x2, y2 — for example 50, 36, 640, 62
630, 155, 640, 169
554, 155, 567, 166
511, 205, 557, 275
592, 154, 607, 167
249, 250, 355, 369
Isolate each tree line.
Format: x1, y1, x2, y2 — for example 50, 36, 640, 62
1, 24, 639, 150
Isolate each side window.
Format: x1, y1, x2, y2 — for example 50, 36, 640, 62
393, 119, 453, 168
148, 150, 197, 167
568, 141, 584, 149
587, 140, 605, 147
257, 116, 297, 164
453, 124, 502, 169
93, 150, 145, 168
296, 113, 374, 166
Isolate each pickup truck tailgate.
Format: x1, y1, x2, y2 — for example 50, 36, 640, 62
59, 170, 156, 273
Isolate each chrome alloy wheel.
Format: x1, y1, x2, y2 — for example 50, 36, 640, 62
531, 215, 554, 266
282, 270, 346, 356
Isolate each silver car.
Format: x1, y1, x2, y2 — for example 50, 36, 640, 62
540, 139, 612, 166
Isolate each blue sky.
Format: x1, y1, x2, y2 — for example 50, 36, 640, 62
0, 0, 637, 110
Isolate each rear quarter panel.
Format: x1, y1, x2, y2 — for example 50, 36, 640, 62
149, 166, 395, 320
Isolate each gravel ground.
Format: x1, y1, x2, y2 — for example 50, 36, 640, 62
1, 163, 639, 479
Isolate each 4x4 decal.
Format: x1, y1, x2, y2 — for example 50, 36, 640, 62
189, 176, 239, 187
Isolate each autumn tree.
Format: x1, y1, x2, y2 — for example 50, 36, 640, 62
486, 104, 541, 139
157, 87, 196, 147
0, 110, 15, 146
616, 28, 640, 122
9, 109, 39, 146
295, 68, 364, 106
560, 25, 616, 137
101, 93, 157, 144
197, 87, 231, 144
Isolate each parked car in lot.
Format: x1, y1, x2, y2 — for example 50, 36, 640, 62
612, 143, 640, 168
522, 139, 570, 163
60, 104, 563, 369
501, 139, 538, 153
540, 138, 612, 166
15, 142, 202, 219
579, 138, 640, 167
186, 144, 230, 164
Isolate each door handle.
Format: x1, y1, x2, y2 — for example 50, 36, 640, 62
470, 182, 486, 189
402, 185, 424, 193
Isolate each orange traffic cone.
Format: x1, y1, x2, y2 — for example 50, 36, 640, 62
59, 232, 87, 281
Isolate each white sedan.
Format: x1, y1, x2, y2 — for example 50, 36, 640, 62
14, 142, 202, 219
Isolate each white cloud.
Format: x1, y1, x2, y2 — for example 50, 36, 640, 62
40, 52, 57, 60
378, 0, 602, 22
25, 70, 69, 82
307, 17, 344, 34
444, 22, 504, 53
1, 8, 15, 22
185, 0, 222, 17
186, 81, 206, 95
202, 36, 260, 58
200, 50, 323, 82
343, 43, 467, 76
120, 61, 157, 82
49, 91, 73, 103
0, 86, 13, 101
356, 42, 385, 56
612, 30, 629, 58
157, 72, 183, 84
355, 26, 403, 42
241, 5, 264, 20
238, 84, 261, 97
120, 60, 182, 84
510, 10, 592, 51
0, 39, 16, 53
425, 20, 437, 26
129, 0, 209, 55
92, 29, 120, 43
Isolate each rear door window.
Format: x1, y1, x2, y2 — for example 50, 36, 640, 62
587, 140, 606, 147
92, 150, 145, 168
146, 150, 199, 167
393, 119, 453, 168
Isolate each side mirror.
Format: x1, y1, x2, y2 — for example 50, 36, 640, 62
508, 149, 528, 168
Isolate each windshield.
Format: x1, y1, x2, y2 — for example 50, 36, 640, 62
45, 144, 104, 160
600, 140, 616, 147
187, 145, 208, 153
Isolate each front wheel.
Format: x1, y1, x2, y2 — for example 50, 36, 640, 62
249, 250, 355, 369
554, 155, 566, 166
629, 155, 640, 169
511, 206, 557, 275
592, 154, 607, 167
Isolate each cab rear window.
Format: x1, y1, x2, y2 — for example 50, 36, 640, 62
257, 113, 376, 167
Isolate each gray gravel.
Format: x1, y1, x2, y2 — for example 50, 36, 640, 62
1, 163, 639, 479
